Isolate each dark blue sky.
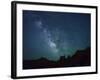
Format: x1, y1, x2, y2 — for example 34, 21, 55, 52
23, 10, 90, 61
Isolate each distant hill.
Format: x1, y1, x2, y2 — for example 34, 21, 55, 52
23, 47, 91, 69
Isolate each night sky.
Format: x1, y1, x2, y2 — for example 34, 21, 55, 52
23, 10, 90, 61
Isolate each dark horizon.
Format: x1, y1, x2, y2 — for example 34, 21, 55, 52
23, 47, 91, 69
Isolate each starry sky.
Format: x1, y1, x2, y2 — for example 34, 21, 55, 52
23, 10, 91, 61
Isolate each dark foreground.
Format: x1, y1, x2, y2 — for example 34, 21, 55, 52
23, 47, 91, 69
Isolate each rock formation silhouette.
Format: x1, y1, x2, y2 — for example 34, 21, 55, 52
23, 47, 90, 69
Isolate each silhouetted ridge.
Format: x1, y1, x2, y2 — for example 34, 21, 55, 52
23, 47, 91, 69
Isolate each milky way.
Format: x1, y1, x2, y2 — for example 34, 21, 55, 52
35, 20, 59, 54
